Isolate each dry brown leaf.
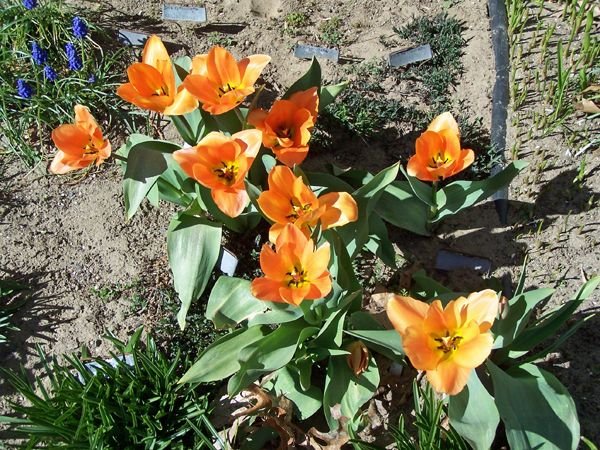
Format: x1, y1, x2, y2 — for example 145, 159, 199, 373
582, 84, 600, 93
575, 98, 600, 114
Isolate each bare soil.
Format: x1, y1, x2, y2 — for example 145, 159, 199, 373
1, 0, 599, 445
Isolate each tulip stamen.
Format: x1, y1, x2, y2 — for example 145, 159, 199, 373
218, 83, 235, 96
214, 161, 239, 185
286, 266, 309, 288
286, 199, 312, 220
433, 332, 463, 353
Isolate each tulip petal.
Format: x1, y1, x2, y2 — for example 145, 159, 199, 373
465, 289, 499, 332
259, 243, 288, 279
428, 112, 459, 135
453, 332, 493, 369
191, 54, 209, 76
318, 191, 358, 229
454, 148, 475, 175
211, 188, 249, 218
406, 154, 436, 181
426, 359, 471, 396
247, 108, 268, 129
289, 87, 319, 118
208, 46, 241, 87
274, 147, 309, 166
239, 54, 271, 88
142, 35, 170, 68
164, 86, 199, 116
306, 273, 332, 299
403, 326, 440, 370
233, 129, 262, 159
251, 277, 284, 302
423, 300, 449, 335
51, 124, 90, 155
127, 63, 165, 97
385, 294, 429, 336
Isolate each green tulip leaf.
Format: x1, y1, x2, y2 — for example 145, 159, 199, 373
206, 276, 268, 329
167, 213, 222, 329
448, 370, 499, 450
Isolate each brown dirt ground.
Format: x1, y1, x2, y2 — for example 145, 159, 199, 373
1, 0, 599, 445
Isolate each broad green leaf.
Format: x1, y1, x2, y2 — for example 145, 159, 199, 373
507, 276, 600, 354
365, 215, 396, 267
411, 269, 453, 299
448, 371, 499, 450
435, 161, 528, 221
274, 366, 322, 420
247, 302, 304, 326
122, 137, 180, 219
488, 361, 580, 450
325, 230, 361, 292
353, 163, 399, 206
399, 166, 435, 206
284, 57, 321, 99
170, 115, 197, 146
492, 288, 555, 349
167, 213, 222, 329
312, 293, 357, 349
319, 81, 347, 112
206, 277, 268, 329
323, 354, 380, 430
514, 255, 529, 297
178, 326, 268, 384
344, 329, 403, 361
214, 108, 245, 135
304, 171, 355, 193
375, 181, 430, 236
227, 320, 318, 395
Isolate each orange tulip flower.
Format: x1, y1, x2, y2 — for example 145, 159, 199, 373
183, 46, 270, 115
406, 112, 475, 182
251, 223, 332, 305
247, 87, 319, 166
117, 35, 198, 115
172, 129, 262, 217
257, 165, 358, 242
50, 104, 111, 174
385, 290, 499, 395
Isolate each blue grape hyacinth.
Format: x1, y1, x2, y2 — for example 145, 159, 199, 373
16, 79, 33, 98
72, 17, 88, 39
43, 65, 58, 82
22, 0, 37, 9
65, 42, 82, 71
30, 42, 47, 65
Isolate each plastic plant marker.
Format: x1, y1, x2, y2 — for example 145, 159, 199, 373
218, 248, 238, 276
162, 4, 207, 22
435, 249, 492, 275
294, 44, 340, 63
388, 44, 432, 68
118, 30, 148, 47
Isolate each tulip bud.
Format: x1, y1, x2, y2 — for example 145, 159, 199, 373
346, 341, 369, 377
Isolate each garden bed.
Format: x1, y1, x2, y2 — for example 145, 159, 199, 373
1, 0, 599, 447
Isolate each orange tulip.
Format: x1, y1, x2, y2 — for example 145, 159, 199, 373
247, 87, 318, 166
385, 290, 499, 395
251, 223, 332, 305
406, 112, 474, 182
183, 46, 270, 115
172, 129, 262, 217
50, 104, 111, 174
257, 165, 358, 242
117, 35, 198, 115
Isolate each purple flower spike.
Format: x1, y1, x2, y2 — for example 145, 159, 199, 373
22, 0, 37, 10
17, 79, 33, 98
65, 42, 83, 71
31, 42, 47, 65
72, 17, 88, 39
44, 65, 58, 82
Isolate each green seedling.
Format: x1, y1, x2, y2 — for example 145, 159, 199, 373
319, 16, 343, 46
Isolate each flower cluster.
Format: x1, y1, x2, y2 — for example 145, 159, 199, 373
72, 17, 88, 39
22, 0, 36, 10
65, 42, 82, 71
30, 42, 47, 65
16, 79, 33, 99
43, 65, 58, 82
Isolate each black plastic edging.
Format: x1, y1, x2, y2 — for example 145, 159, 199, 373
488, 0, 511, 224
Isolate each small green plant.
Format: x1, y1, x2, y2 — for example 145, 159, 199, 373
206, 31, 234, 47
393, 381, 468, 450
393, 13, 466, 104
319, 16, 343, 46
0, 0, 134, 166
284, 11, 309, 35
0, 329, 223, 449
0, 278, 27, 344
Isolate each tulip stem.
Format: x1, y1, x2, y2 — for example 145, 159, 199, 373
428, 181, 439, 230
112, 153, 127, 162
234, 108, 246, 130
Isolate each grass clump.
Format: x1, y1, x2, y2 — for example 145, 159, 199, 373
0, 278, 27, 344
0, 0, 134, 166
394, 13, 466, 104
0, 330, 222, 449
284, 11, 309, 35
319, 16, 343, 47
